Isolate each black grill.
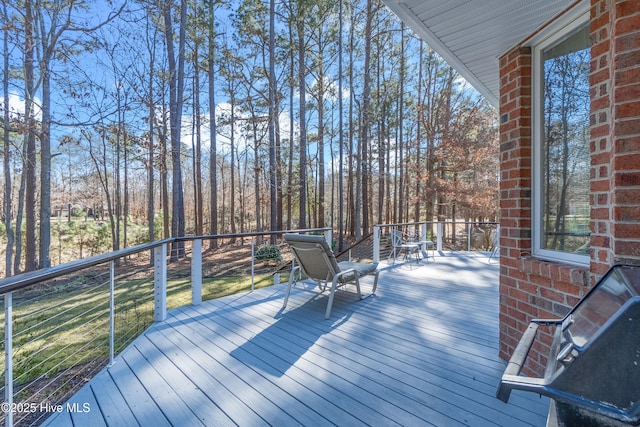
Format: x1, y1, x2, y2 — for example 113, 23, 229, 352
497, 265, 640, 426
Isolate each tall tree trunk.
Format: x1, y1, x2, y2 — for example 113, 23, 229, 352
287, 11, 294, 230
38, 60, 51, 269
251, 117, 261, 233
414, 40, 424, 223
193, 43, 203, 236
34, 0, 123, 269
115, 112, 122, 254
359, 0, 374, 237
347, 2, 355, 236
385, 129, 391, 223
397, 27, 405, 225
163, 0, 187, 260
2, 1, 14, 276
124, 120, 129, 249
337, 0, 344, 251
268, 0, 277, 244
147, 20, 156, 251
229, 88, 237, 242
316, 50, 325, 228
87, 131, 117, 254
276, 118, 283, 232
13, 142, 26, 274
24, 0, 38, 272
208, 0, 218, 249
376, 47, 384, 225
296, 12, 307, 229
160, 104, 170, 239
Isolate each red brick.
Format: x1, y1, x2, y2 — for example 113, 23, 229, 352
615, 14, 640, 35
591, 38, 611, 57
591, 122, 611, 137
615, 31, 640, 54
614, 153, 640, 170
591, 11, 611, 32
616, 188, 640, 203
614, 205, 640, 221
615, 83, 640, 103
614, 50, 640, 71
615, 172, 640, 186
615, 101, 640, 119
518, 301, 539, 318
616, 136, 640, 152
612, 223, 640, 238
616, 68, 640, 86
553, 280, 584, 296
540, 287, 564, 303
614, 0, 640, 18
614, 240, 640, 258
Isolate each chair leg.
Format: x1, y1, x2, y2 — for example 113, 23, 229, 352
283, 265, 300, 309
325, 277, 340, 319
354, 276, 362, 300
388, 247, 397, 265
371, 271, 379, 295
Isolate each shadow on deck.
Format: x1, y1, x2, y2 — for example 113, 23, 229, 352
43, 252, 549, 427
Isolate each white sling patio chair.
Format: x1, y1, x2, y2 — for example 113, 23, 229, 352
489, 226, 500, 261
389, 229, 420, 264
283, 233, 379, 319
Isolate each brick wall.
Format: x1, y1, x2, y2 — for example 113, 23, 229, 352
498, 43, 591, 375
497, 0, 640, 375
591, 0, 640, 277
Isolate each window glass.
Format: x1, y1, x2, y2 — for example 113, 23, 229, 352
540, 25, 590, 257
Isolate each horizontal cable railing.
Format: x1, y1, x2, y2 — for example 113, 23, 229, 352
0, 228, 330, 427
373, 221, 499, 262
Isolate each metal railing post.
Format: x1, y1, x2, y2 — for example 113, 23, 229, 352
4, 292, 13, 427
467, 222, 471, 251
109, 261, 115, 366
437, 222, 443, 252
191, 239, 202, 305
323, 229, 332, 248
373, 225, 380, 263
154, 243, 167, 322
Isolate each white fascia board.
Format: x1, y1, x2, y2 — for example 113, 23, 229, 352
382, 0, 500, 108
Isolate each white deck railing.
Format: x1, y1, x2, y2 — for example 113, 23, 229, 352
0, 222, 497, 426
0, 228, 331, 427
373, 221, 499, 263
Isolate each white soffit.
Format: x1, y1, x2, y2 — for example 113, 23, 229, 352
382, 0, 577, 107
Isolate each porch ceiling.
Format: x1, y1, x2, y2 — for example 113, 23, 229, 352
382, 0, 577, 107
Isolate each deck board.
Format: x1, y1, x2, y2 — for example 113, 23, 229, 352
43, 253, 549, 426
172, 305, 370, 426
99, 346, 171, 425
145, 330, 273, 427
89, 369, 140, 426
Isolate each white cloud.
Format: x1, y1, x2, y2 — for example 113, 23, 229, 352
180, 104, 298, 155
0, 93, 43, 121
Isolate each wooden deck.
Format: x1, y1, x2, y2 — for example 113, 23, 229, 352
42, 252, 549, 426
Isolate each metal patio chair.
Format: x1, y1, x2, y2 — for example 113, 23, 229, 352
414, 231, 435, 260
283, 233, 379, 319
389, 229, 420, 264
489, 227, 500, 261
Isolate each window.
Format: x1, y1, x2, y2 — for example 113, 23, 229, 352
532, 6, 590, 265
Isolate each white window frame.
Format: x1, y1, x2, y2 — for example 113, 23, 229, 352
529, 2, 590, 266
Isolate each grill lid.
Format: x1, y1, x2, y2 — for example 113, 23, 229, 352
497, 265, 640, 425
